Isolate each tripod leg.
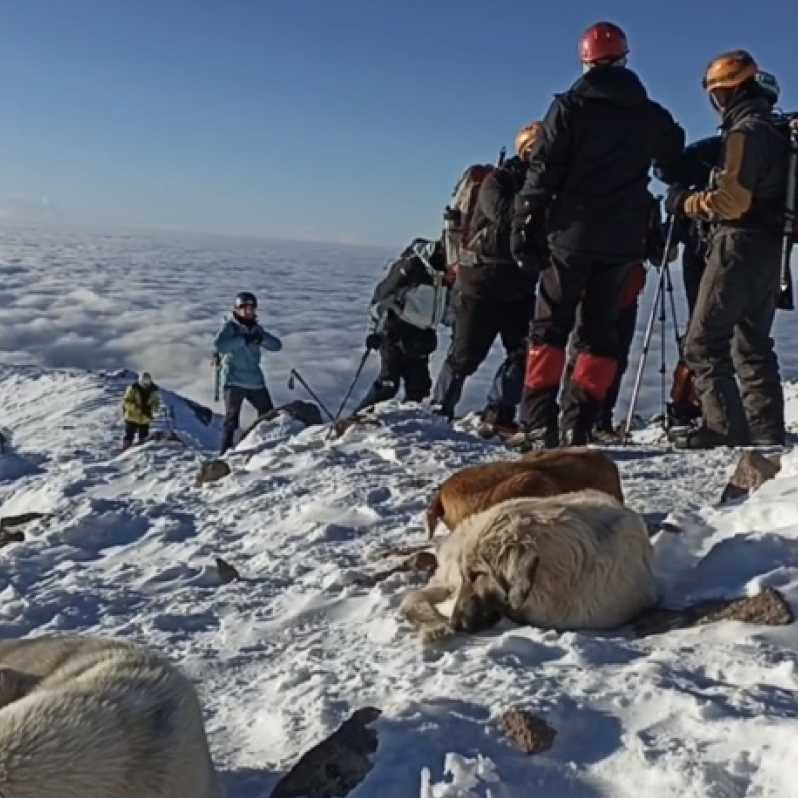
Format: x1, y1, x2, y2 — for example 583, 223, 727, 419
623, 267, 666, 438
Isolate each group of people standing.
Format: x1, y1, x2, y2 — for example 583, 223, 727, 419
124, 22, 792, 457
355, 22, 792, 451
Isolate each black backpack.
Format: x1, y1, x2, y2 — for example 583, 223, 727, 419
771, 112, 798, 309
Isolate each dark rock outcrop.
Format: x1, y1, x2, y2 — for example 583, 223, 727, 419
720, 451, 781, 504
499, 708, 557, 755
633, 587, 793, 637
196, 460, 231, 485
215, 557, 241, 584
270, 707, 381, 798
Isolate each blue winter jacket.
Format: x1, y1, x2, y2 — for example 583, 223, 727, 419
213, 318, 282, 390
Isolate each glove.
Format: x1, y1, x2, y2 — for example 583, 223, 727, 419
365, 332, 383, 351
665, 185, 691, 216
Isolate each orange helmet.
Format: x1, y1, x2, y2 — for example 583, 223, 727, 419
515, 122, 543, 157
702, 50, 758, 92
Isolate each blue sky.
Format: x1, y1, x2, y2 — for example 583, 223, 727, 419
0, 0, 794, 247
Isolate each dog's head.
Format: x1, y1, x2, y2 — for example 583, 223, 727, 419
449, 544, 540, 633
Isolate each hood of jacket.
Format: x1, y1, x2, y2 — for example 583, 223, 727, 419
569, 65, 648, 108
721, 94, 773, 130
410, 239, 445, 272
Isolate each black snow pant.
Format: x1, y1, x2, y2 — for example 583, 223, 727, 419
683, 238, 709, 320
355, 338, 432, 412
684, 230, 784, 444
433, 295, 532, 420
520, 250, 634, 435
560, 263, 646, 431
221, 385, 274, 454
123, 421, 150, 446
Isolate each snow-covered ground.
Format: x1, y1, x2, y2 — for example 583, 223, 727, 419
2, 223, 798, 797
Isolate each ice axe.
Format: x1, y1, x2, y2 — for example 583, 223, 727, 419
287, 369, 336, 423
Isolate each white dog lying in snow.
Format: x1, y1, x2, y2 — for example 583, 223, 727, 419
400, 489, 656, 641
0, 635, 224, 798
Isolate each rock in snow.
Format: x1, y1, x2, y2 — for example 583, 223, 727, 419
720, 450, 782, 504
196, 459, 232, 485
270, 707, 381, 798
499, 708, 557, 755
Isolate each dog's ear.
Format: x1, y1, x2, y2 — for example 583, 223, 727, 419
507, 552, 540, 612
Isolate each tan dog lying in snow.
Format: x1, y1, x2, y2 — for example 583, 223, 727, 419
402, 490, 656, 642
0, 635, 224, 798
426, 448, 623, 537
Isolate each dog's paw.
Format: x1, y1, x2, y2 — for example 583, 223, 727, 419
421, 622, 454, 644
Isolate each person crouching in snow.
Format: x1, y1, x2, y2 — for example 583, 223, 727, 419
214, 291, 282, 454
354, 238, 453, 413
122, 371, 160, 449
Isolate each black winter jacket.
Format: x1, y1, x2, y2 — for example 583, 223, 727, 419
459, 157, 540, 301
515, 66, 684, 260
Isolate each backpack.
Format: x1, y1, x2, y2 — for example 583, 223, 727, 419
667, 361, 702, 427
394, 242, 449, 330
769, 112, 798, 239
770, 112, 798, 309
370, 240, 449, 332
443, 164, 494, 269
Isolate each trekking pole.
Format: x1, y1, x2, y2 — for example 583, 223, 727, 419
623, 215, 677, 439
659, 270, 667, 429
331, 349, 371, 427
287, 369, 336, 423
779, 117, 798, 310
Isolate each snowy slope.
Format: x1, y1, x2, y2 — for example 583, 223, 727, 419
2, 363, 798, 797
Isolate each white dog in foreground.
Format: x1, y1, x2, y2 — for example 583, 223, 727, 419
0, 635, 224, 798
401, 490, 657, 641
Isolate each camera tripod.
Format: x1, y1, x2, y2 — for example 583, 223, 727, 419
623, 215, 684, 439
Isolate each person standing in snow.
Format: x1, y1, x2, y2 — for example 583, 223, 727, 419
558, 195, 670, 441
355, 238, 452, 412
432, 123, 546, 430
508, 21, 684, 450
665, 53, 787, 449
213, 291, 282, 454
122, 371, 160, 449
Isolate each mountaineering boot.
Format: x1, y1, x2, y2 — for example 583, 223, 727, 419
505, 422, 559, 452
671, 424, 740, 450
560, 425, 590, 447
748, 434, 786, 447
431, 371, 466, 422
590, 423, 622, 444
476, 406, 519, 440
477, 420, 520, 440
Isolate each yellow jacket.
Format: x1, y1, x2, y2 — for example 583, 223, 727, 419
122, 383, 160, 425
